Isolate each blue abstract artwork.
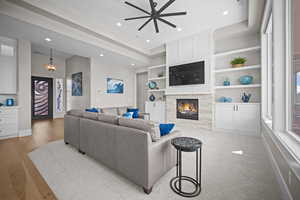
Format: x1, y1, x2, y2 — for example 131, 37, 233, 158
72, 72, 82, 96
107, 78, 124, 94
297, 72, 300, 95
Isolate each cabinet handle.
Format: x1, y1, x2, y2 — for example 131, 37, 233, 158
236, 105, 239, 111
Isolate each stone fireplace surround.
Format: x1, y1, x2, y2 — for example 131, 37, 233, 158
166, 94, 213, 130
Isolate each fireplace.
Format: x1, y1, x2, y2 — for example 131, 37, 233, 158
176, 99, 199, 120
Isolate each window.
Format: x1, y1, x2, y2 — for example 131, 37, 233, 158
287, 0, 300, 139
265, 15, 274, 120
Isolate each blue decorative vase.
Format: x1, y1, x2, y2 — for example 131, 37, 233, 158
226, 97, 233, 103
239, 75, 253, 85
223, 80, 231, 86
6, 99, 14, 106
149, 94, 156, 102
241, 93, 252, 103
218, 97, 233, 103
148, 81, 157, 89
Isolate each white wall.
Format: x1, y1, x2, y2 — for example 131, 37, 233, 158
166, 29, 214, 95
90, 57, 135, 108
31, 53, 66, 118
17, 39, 31, 136
66, 56, 90, 111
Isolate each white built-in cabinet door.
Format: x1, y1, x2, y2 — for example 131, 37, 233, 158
0, 37, 17, 94
215, 103, 260, 134
145, 101, 166, 123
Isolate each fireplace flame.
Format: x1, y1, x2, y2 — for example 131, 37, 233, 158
178, 103, 197, 113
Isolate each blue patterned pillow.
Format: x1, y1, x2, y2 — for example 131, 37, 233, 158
159, 123, 175, 136
122, 112, 134, 119
127, 108, 139, 118
85, 108, 99, 113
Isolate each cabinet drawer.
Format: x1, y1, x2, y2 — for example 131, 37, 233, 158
0, 124, 18, 137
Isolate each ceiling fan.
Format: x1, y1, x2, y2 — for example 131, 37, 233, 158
124, 0, 187, 33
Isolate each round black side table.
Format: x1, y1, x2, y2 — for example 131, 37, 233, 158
170, 137, 202, 198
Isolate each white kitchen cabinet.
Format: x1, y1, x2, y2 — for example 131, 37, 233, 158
145, 101, 166, 123
215, 103, 260, 134
0, 106, 18, 139
0, 36, 17, 94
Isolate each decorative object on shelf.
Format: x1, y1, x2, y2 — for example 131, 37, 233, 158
44, 48, 56, 72
107, 78, 124, 94
158, 72, 164, 78
149, 94, 156, 102
223, 77, 231, 86
148, 81, 157, 89
124, 0, 187, 33
72, 72, 83, 96
239, 75, 253, 85
218, 97, 232, 103
6, 98, 14, 106
230, 57, 247, 68
241, 93, 252, 103
0, 102, 3, 107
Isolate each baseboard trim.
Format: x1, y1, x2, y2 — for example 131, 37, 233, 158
262, 132, 293, 200
19, 129, 32, 137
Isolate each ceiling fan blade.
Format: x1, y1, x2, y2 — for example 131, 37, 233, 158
125, 1, 151, 15
153, 18, 159, 33
157, 17, 176, 28
125, 16, 151, 20
157, 0, 176, 14
149, 0, 155, 12
159, 12, 187, 17
138, 18, 153, 31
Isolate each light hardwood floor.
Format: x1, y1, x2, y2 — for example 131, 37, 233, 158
0, 119, 64, 200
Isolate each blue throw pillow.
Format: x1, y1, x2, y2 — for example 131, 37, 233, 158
85, 108, 99, 113
127, 108, 139, 118
122, 112, 134, 119
159, 123, 175, 136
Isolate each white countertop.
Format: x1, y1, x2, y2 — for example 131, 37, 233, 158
0, 106, 19, 109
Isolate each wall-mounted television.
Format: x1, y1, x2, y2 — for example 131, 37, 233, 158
169, 61, 205, 86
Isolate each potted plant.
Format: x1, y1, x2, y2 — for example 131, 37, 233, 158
230, 57, 247, 68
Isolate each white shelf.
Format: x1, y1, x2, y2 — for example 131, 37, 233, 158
148, 77, 166, 81
148, 64, 166, 70
214, 65, 261, 73
214, 46, 261, 57
148, 89, 166, 92
215, 84, 261, 90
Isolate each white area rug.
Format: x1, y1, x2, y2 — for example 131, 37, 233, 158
29, 128, 282, 200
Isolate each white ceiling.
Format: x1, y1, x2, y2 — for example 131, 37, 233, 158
22, 0, 248, 52
0, 14, 147, 67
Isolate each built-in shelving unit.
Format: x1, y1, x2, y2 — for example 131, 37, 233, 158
147, 64, 166, 101
214, 33, 261, 104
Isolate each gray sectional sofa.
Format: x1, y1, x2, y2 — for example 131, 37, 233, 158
64, 109, 179, 194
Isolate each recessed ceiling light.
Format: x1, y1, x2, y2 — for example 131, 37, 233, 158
232, 150, 243, 155
146, 39, 150, 43
131, 63, 135, 66
116, 22, 122, 27
223, 10, 229, 15
100, 53, 104, 57
45, 38, 52, 42
177, 27, 182, 32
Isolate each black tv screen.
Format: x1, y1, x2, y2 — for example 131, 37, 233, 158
169, 61, 205, 86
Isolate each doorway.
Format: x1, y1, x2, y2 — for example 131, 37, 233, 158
136, 72, 148, 112
31, 76, 53, 120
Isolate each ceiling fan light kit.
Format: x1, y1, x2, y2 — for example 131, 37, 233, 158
124, 0, 187, 33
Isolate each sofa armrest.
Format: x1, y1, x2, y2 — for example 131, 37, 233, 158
146, 130, 181, 188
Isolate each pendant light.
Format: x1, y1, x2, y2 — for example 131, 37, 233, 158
44, 48, 56, 71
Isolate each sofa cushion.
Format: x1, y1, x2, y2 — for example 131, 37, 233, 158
159, 123, 175, 136
118, 118, 160, 142
85, 108, 99, 113
127, 108, 139, 118
102, 108, 118, 115
122, 112, 134, 119
117, 107, 128, 115
83, 112, 98, 120
98, 113, 119, 125
67, 109, 84, 117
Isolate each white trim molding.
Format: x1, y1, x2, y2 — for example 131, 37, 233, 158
19, 129, 32, 137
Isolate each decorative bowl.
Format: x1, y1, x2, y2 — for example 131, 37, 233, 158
239, 75, 253, 85
148, 81, 157, 89
149, 94, 156, 101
